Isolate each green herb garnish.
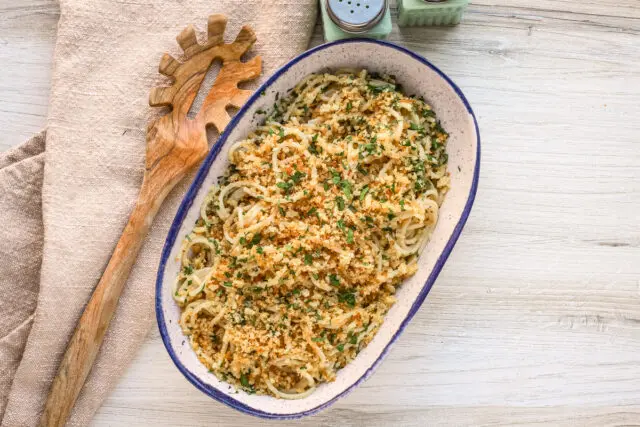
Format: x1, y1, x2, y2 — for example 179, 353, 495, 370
240, 373, 250, 387
309, 134, 320, 155
338, 291, 356, 307
291, 170, 305, 184
359, 185, 369, 201
250, 233, 262, 247
356, 164, 368, 176
331, 170, 342, 185
409, 122, 425, 133
329, 274, 340, 287
341, 180, 352, 199
276, 181, 291, 191
304, 253, 313, 266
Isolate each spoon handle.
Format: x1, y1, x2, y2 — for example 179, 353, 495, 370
39, 179, 164, 427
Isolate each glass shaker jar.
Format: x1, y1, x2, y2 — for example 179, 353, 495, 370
397, 0, 470, 27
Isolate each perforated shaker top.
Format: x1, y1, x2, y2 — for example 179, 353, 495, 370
326, 0, 388, 33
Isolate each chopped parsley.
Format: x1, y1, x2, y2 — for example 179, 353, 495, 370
308, 133, 320, 155
331, 169, 342, 185
250, 233, 262, 247
338, 291, 356, 307
329, 274, 340, 287
357, 164, 368, 176
346, 228, 354, 244
409, 122, 424, 133
291, 170, 305, 184
341, 180, 353, 199
349, 332, 358, 344
361, 142, 377, 157
434, 120, 448, 136
304, 253, 313, 266
367, 82, 395, 94
240, 373, 250, 387
359, 185, 369, 202
276, 181, 291, 191
440, 152, 449, 165
422, 108, 436, 118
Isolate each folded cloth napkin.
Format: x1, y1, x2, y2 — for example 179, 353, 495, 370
0, 1, 317, 425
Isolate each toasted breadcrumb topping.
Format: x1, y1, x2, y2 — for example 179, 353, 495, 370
174, 70, 449, 398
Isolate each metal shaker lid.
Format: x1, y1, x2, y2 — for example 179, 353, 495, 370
326, 0, 388, 34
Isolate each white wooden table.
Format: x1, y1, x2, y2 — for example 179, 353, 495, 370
2, 1, 639, 425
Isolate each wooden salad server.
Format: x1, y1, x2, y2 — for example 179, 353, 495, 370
40, 14, 261, 427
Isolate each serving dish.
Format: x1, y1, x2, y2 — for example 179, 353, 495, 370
156, 38, 480, 419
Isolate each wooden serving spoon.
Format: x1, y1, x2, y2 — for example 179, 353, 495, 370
40, 14, 261, 427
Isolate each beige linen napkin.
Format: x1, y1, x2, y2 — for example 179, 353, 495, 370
0, 1, 317, 425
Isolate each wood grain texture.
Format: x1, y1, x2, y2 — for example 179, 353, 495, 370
0, 0, 58, 151
1, 1, 639, 426
38, 15, 261, 427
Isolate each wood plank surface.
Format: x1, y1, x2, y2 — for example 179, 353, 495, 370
0, 0, 58, 151
1, 1, 638, 425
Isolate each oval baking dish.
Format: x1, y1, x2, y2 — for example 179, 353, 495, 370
156, 39, 480, 419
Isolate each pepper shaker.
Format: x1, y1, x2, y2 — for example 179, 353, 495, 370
320, 0, 392, 42
397, 0, 470, 27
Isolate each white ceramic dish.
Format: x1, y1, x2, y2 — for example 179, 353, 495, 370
156, 39, 480, 419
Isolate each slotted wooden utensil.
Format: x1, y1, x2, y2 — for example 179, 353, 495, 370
40, 14, 262, 427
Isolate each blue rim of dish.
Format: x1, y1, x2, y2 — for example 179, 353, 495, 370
155, 38, 480, 419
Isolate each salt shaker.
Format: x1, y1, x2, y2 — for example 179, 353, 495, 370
320, 0, 392, 42
397, 0, 470, 27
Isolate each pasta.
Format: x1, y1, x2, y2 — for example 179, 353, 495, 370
173, 69, 450, 398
